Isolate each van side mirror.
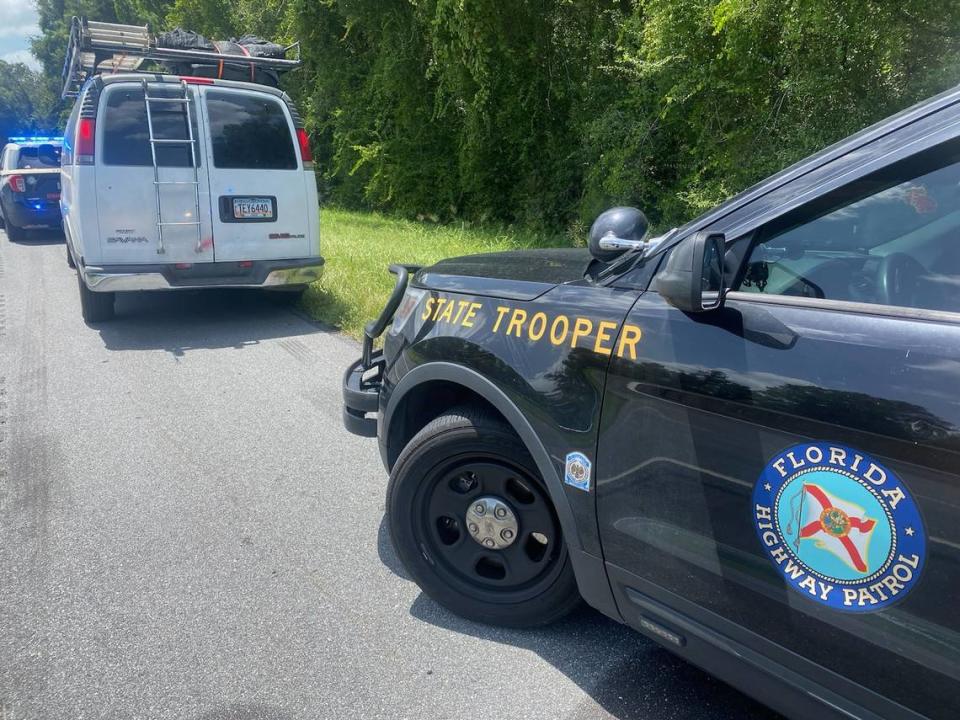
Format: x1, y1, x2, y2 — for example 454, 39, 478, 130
656, 231, 727, 312
588, 206, 649, 262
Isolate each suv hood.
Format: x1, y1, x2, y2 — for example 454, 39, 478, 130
412, 247, 591, 300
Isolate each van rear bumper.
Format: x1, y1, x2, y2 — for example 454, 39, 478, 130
81, 257, 324, 292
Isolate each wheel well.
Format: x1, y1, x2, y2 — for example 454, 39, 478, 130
386, 380, 508, 470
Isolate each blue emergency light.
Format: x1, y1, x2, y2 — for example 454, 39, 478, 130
7, 136, 63, 144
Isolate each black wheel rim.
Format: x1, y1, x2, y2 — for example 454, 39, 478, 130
414, 452, 566, 604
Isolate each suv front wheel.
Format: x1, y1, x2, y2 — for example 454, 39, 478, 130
387, 406, 580, 627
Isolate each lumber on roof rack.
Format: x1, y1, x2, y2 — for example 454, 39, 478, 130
61, 16, 301, 99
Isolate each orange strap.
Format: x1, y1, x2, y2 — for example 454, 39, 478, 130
236, 44, 254, 81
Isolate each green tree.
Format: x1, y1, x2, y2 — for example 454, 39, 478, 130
581, 0, 960, 228
18, 0, 960, 232
0, 61, 61, 143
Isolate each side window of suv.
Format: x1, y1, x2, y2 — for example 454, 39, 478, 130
736, 140, 960, 313
101, 86, 200, 167
205, 90, 297, 170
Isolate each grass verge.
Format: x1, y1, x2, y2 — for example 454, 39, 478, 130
302, 207, 567, 339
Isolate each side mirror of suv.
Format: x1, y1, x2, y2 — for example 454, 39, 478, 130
656, 231, 727, 312
588, 206, 649, 262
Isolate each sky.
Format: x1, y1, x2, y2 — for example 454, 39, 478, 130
0, 0, 41, 70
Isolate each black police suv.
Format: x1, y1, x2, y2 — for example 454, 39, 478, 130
343, 85, 960, 720
0, 137, 63, 241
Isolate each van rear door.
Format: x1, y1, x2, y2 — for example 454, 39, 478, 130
96, 82, 214, 264
198, 87, 313, 262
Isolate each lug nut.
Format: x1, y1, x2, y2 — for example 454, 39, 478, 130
501, 529, 514, 541
483, 538, 496, 548
474, 503, 485, 515
494, 507, 507, 519
468, 523, 479, 534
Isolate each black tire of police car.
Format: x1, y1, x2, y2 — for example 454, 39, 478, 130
77, 272, 115, 323
66, 243, 76, 269
4, 219, 25, 242
387, 406, 580, 627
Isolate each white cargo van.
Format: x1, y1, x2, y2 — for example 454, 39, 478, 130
59, 19, 322, 322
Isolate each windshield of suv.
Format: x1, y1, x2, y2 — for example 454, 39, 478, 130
16, 145, 62, 169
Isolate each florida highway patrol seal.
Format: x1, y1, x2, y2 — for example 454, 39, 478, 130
752, 442, 926, 612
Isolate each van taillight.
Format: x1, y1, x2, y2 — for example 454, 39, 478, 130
77, 118, 95, 164
296, 128, 313, 166
8, 175, 25, 193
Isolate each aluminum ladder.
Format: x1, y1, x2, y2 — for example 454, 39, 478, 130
142, 79, 202, 256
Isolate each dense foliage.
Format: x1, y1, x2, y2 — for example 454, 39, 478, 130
23, 0, 960, 231
0, 61, 59, 143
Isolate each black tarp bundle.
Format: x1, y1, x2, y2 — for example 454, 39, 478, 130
156, 28, 214, 52
155, 29, 286, 86
234, 36, 285, 58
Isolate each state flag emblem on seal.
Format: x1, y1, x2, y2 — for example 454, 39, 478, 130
752, 442, 926, 612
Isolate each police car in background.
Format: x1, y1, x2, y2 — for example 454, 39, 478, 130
344, 84, 960, 718
0, 137, 63, 241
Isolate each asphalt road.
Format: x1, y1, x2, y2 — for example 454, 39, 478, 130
0, 230, 781, 720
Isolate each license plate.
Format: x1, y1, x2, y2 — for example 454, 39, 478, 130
233, 197, 273, 220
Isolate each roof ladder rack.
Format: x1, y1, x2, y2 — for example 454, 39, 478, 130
61, 16, 301, 99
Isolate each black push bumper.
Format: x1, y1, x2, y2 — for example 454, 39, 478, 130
343, 351, 384, 437
342, 264, 419, 437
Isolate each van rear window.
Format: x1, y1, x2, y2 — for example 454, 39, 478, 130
102, 87, 199, 167
205, 91, 297, 170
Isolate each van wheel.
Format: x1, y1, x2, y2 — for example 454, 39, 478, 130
387, 406, 580, 627
77, 273, 115, 323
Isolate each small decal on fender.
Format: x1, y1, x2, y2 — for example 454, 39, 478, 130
564, 452, 591, 492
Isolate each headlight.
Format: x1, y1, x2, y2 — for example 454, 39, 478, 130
391, 287, 427, 333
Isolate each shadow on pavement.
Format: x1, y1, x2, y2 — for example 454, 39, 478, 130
377, 511, 780, 720
408, 596, 783, 720
96, 289, 332, 356
2, 227, 65, 245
